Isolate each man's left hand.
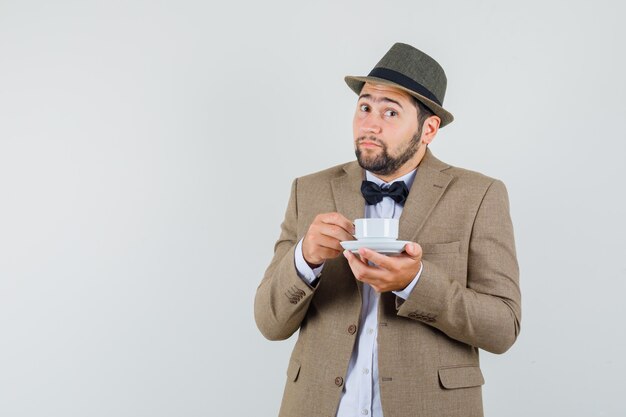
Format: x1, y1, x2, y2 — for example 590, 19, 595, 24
343, 243, 423, 292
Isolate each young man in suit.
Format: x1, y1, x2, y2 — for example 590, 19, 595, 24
255, 42, 521, 417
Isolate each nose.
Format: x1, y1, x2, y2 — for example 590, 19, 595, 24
359, 113, 382, 135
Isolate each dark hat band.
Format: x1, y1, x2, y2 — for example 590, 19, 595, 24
367, 67, 442, 106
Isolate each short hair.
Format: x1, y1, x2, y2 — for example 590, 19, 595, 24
411, 96, 435, 129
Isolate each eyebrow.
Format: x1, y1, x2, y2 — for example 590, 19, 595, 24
358, 93, 404, 109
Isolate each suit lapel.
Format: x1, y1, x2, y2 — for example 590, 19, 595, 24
330, 161, 365, 224
398, 148, 453, 242
331, 161, 365, 295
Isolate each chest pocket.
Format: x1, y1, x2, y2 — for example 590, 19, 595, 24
421, 240, 463, 282
421, 241, 460, 254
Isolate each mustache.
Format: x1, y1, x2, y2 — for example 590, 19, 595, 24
357, 136, 385, 146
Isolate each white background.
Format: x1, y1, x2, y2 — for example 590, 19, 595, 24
1, 0, 625, 416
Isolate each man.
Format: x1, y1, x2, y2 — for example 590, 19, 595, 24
254, 43, 521, 417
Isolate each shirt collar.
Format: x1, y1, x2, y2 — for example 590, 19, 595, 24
365, 168, 417, 190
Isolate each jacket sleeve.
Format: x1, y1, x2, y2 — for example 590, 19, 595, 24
254, 178, 317, 341
396, 179, 522, 354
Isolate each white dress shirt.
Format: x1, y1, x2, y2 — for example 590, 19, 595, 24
294, 168, 423, 417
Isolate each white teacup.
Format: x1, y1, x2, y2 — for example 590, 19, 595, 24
354, 218, 398, 240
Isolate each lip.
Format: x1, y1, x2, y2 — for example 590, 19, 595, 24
359, 141, 381, 148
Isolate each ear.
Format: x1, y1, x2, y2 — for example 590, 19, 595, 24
421, 116, 441, 145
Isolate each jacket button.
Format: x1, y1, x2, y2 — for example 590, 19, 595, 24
335, 377, 344, 386
347, 324, 357, 335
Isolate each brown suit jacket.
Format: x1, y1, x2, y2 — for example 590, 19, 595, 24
254, 149, 521, 417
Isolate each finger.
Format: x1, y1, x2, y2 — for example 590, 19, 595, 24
320, 212, 355, 235
343, 249, 367, 267
306, 231, 344, 253
344, 250, 387, 282
317, 246, 342, 260
319, 223, 355, 243
315, 234, 345, 253
403, 242, 422, 259
304, 236, 342, 262
357, 247, 394, 270
343, 250, 367, 278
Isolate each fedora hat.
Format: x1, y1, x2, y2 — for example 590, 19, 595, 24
345, 43, 454, 127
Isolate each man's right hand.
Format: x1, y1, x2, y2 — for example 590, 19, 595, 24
302, 212, 355, 268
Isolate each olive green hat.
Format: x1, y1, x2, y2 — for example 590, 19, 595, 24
345, 42, 454, 127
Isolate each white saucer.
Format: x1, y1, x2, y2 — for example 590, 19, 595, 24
340, 239, 410, 255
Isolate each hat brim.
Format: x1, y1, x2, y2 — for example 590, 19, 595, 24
344, 75, 454, 127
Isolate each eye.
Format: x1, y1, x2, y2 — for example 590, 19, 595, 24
359, 103, 370, 112
384, 109, 398, 117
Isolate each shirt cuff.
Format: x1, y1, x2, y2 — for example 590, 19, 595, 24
392, 261, 423, 300
294, 238, 324, 285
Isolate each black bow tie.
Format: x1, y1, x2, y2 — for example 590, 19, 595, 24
361, 180, 409, 205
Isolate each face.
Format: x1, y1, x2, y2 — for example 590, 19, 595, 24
353, 83, 423, 177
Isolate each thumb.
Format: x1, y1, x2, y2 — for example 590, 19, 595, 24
406, 242, 421, 258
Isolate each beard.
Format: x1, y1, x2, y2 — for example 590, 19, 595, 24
355, 129, 422, 176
